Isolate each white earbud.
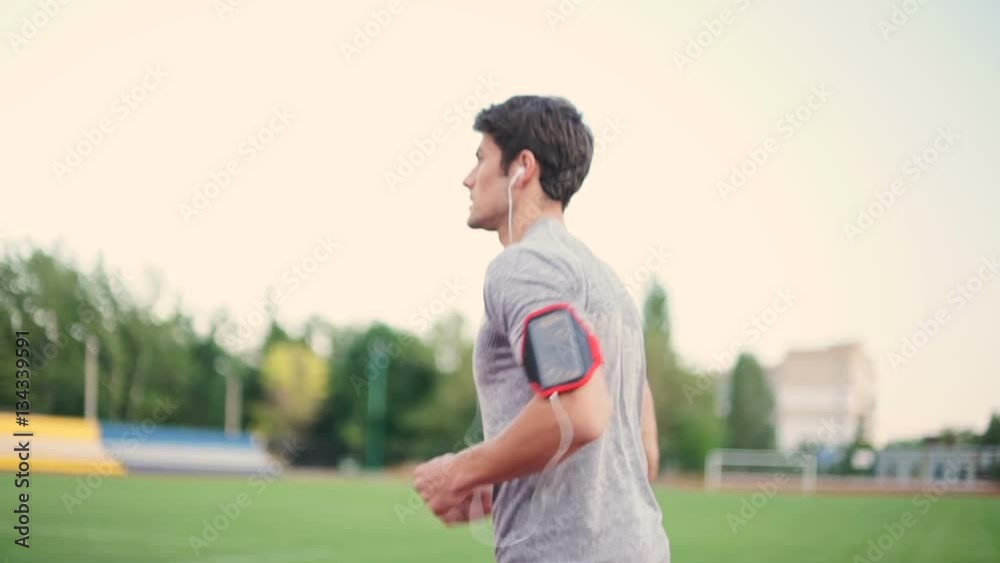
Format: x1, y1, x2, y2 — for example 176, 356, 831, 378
507, 167, 525, 245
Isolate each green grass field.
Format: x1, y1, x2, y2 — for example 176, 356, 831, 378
3, 474, 998, 562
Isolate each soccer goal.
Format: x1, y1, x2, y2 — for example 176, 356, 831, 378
704, 449, 817, 493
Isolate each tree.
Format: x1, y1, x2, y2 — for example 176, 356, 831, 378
983, 413, 1000, 481
0, 244, 241, 426
643, 281, 671, 344
642, 280, 724, 471
310, 323, 440, 466
300, 325, 363, 466
668, 371, 726, 472
254, 341, 330, 449
832, 415, 875, 475
403, 312, 480, 459
980, 413, 1000, 446
0, 247, 91, 415
726, 353, 775, 450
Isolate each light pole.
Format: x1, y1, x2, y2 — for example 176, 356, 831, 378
216, 357, 242, 438
84, 335, 99, 420
365, 339, 388, 470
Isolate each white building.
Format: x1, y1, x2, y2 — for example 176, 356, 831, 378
766, 342, 876, 452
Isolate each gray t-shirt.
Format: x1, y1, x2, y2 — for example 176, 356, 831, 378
474, 218, 670, 563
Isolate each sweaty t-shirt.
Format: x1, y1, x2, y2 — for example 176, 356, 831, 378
473, 217, 670, 563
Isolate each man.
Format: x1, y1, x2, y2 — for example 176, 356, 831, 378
414, 95, 669, 562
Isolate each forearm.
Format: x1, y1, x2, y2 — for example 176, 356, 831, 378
453, 370, 610, 491
453, 398, 575, 490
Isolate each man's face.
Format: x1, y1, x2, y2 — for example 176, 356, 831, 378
463, 135, 511, 231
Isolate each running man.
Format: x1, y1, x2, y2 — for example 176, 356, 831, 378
414, 95, 669, 562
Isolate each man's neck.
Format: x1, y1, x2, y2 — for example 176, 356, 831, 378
499, 208, 564, 248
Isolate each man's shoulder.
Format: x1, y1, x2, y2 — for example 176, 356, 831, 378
485, 241, 579, 285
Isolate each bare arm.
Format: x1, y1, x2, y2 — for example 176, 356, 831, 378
452, 367, 612, 492
641, 380, 660, 481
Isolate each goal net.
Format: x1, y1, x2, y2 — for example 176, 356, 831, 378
704, 449, 817, 493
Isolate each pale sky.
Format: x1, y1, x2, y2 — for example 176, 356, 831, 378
1, 0, 998, 446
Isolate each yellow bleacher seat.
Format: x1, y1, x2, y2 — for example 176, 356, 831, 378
0, 412, 102, 440
0, 412, 126, 476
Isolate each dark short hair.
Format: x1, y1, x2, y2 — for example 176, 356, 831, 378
473, 96, 594, 209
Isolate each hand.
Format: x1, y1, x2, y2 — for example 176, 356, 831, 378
413, 453, 487, 525
451, 484, 493, 523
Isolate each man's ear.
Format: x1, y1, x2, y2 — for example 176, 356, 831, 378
513, 150, 538, 181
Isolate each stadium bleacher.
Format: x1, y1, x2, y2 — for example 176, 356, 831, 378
0, 412, 275, 476
0, 413, 125, 476
101, 421, 275, 474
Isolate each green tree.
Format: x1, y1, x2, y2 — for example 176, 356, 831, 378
979, 413, 1000, 445
726, 353, 775, 449
0, 246, 224, 425
0, 247, 91, 415
669, 370, 726, 472
643, 281, 671, 345
315, 323, 440, 466
301, 325, 363, 466
403, 312, 480, 459
982, 413, 1000, 481
833, 416, 875, 475
254, 341, 329, 448
642, 280, 724, 471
